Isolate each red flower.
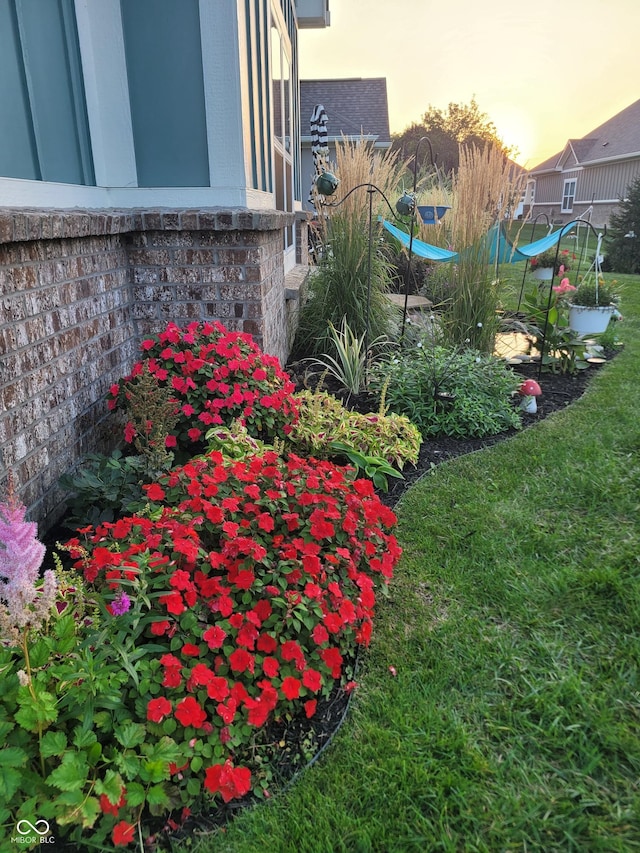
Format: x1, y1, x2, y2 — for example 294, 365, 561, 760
281, 676, 301, 700
175, 696, 207, 728
99, 788, 126, 816
188, 663, 215, 686
112, 821, 136, 846
304, 699, 317, 719
206, 676, 230, 702
320, 647, 343, 678
203, 625, 227, 649
144, 483, 166, 501
147, 697, 172, 723
312, 624, 329, 645
182, 643, 201, 657
204, 760, 252, 803
229, 648, 255, 674
302, 668, 322, 692
257, 633, 277, 653
150, 620, 170, 636
262, 657, 280, 678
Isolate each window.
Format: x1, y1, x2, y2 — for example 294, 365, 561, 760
561, 179, 576, 213
271, 14, 294, 254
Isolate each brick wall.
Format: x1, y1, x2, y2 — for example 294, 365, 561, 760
0, 207, 301, 532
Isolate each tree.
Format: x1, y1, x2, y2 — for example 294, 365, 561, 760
391, 97, 513, 175
604, 176, 640, 273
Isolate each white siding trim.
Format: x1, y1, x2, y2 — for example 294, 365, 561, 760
199, 0, 248, 193
73, 0, 137, 188
0, 178, 274, 209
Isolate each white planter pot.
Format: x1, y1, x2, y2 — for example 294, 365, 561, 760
532, 267, 554, 281
569, 304, 615, 335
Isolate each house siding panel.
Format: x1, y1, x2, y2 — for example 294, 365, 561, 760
120, 0, 210, 188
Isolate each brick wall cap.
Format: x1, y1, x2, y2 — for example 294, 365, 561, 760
0, 207, 296, 244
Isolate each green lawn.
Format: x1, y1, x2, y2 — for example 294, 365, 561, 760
197, 274, 640, 853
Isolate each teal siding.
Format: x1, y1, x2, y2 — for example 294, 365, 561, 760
120, 0, 209, 188
0, 0, 94, 184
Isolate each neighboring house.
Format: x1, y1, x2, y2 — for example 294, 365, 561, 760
526, 98, 640, 228
0, 0, 329, 528
300, 77, 391, 209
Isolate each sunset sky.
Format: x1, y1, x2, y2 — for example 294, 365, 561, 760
298, 0, 640, 168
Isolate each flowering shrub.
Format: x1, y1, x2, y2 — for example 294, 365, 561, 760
109, 321, 299, 455
1, 451, 400, 848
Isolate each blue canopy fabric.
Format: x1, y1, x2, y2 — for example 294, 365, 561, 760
380, 218, 580, 264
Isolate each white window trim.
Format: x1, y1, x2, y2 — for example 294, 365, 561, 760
561, 178, 576, 213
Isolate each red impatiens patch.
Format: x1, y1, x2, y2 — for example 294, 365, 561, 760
67, 443, 401, 828
109, 321, 299, 452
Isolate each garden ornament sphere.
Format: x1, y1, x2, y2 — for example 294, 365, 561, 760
315, 171, 339, 196
396, 192, 416, 217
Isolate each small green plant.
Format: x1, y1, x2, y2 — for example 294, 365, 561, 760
117, 362, 180, 476
328, 442, 404, 491
369, 341, 521, 439
522, 281, 591, 374
288, 389, 422, 471
58, 450, 148, 529
571, 277, 619, 307
305, 317, 387, 399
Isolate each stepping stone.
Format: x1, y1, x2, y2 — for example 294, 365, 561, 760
386, 294, 433, 310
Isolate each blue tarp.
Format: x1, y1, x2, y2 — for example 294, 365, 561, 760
380, 218, 580, 264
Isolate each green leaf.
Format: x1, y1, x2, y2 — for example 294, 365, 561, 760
114, 721, 146, 749
54, 613, 76, 640
114, 750, 141, 780
47, 753, 89, 792
15, 689, 58, 732
29, 638, 50, 668
95, 769, 124, 803
0, 767, 22, 801
1, 746, 28, 767
147, 783, 170, 809
187, 777, 200, 796
140, 760, 168, 784
40, 731, 68, 758
73, 727, 98, 749
123, 781, 146, 808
